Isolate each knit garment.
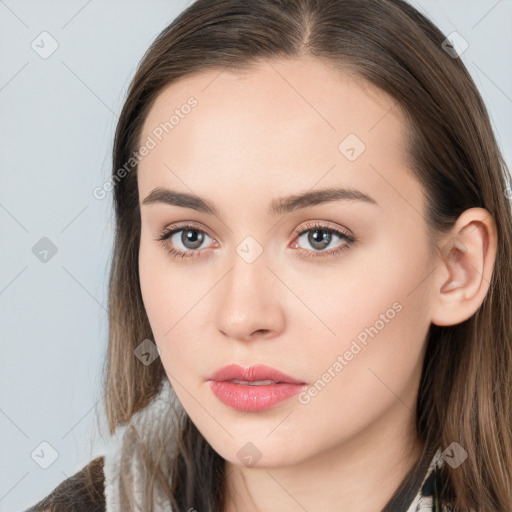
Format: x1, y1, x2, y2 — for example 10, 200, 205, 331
405, 448, 449, 512
104, 377, 176, 511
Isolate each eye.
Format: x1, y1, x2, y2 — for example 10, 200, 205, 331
156, 221, 356, 260
156, 223, 215, 259
291, 221, 356, 258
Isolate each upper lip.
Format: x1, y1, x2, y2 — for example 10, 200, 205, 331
208, 364, 306, 384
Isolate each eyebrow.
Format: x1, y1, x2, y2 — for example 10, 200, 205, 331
142, 186, 378, 216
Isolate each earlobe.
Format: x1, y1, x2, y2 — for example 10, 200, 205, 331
430, 208, 497, 327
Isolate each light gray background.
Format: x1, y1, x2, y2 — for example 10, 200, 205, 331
1, 1, 511, 510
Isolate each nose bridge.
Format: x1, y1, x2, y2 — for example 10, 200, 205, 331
214, 236, 283, 340
223, 237, 270, 309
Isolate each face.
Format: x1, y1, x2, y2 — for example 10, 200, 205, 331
137, 55, 436, 468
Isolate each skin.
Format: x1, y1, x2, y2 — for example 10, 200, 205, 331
137, 55, 497, 512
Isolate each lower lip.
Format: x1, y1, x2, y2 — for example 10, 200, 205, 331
209, 381, 305, 412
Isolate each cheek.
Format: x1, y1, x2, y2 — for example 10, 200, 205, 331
297, 228, 433, 384
138, 238, 210, 374
139, 242, 169, 338
286, 253, 431, 451
295, 240, 427, 340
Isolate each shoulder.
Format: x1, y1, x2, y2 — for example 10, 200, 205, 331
23, 456, 106, 512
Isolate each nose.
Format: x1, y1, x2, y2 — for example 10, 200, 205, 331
214, 251, 285, 343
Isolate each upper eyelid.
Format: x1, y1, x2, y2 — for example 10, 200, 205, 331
296, 221, 352, 237
160, 220, 351, 238
160, 221, 214, 240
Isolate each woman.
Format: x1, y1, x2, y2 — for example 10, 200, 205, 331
26, 0, 512, 510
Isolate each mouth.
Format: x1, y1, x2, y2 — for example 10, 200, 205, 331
207, 364, 306, 412
208, 363, 305, 384
227, 379, 277, 385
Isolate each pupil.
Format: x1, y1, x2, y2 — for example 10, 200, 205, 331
309, 229, 331, 249
183, 229, 204, 249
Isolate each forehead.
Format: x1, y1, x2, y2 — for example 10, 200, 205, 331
140, 55, 402, 149
137, 56, 423, 217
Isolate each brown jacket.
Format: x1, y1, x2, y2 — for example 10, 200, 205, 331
24, 456, 106, 512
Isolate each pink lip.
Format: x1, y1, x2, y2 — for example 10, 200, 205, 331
208, 364, 306, 412
208, 364, 305, 384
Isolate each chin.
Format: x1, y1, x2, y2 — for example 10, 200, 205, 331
204, 431, 311, 469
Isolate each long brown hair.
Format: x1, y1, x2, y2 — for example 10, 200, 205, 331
99, 0, 512, 510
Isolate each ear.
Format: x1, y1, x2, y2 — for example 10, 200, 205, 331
430, 207, 498, 327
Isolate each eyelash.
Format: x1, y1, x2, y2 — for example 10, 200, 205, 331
156, 221, 356, 260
